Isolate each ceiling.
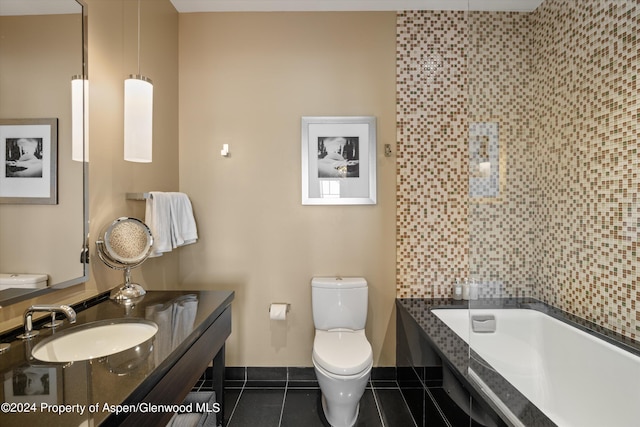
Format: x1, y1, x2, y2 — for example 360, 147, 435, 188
0, 0, 545, 16
169, 0, 545, 13
0, 0, 80, 16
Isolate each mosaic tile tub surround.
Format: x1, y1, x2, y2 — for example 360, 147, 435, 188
396, 10, 470, 299
530, 0, 638, 339
396, 1, 639, 340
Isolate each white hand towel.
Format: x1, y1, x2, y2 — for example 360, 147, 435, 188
145, 191, 173, 257
169, 192, 198, 248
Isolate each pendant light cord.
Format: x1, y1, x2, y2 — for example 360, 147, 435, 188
137, 0, 141, 75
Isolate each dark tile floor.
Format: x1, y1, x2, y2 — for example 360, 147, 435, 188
192, 367, 418, 427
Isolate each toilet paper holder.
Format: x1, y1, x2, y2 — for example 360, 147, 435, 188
268, 303, 290, 313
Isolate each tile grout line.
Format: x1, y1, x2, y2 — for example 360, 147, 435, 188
277, 368, 289, 427
395, 378, 419, 427
225, 367, 247, 426
424, 385, 452, 427
369, 379, 386, 427
220, 368, 418, 426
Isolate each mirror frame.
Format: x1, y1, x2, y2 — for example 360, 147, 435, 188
0, 0, 88, 306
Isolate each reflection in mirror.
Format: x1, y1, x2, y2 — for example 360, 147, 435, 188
0, 0, 88, 305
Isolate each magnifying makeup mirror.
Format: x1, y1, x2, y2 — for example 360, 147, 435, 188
96, 217, 153, 301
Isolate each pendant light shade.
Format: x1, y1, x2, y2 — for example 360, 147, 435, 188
124, 0, 153, 163
124, 74, 153, 162
71, 75, 88, 162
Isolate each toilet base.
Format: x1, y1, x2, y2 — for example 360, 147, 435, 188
321, 394, 359, 427
313, 357, 371, 427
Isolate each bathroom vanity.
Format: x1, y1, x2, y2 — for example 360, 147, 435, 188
0, 290, 233, 427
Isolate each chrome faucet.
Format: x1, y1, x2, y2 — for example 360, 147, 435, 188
18, 305, 77, 340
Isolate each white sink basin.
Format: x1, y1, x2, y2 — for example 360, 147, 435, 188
31, 319, 158, 363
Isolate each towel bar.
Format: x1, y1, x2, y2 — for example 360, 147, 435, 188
126, 192, 150, 200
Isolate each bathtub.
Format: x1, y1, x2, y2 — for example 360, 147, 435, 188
432, 308, 640, 427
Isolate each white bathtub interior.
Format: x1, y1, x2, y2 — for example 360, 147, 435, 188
432, 308, 640, 427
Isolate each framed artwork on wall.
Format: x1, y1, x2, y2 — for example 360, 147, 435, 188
0, 118, 58, 205
301, 116, 377, 205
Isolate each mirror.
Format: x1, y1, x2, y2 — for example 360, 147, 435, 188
0, 0, 88, 305
96, 217, 153, 302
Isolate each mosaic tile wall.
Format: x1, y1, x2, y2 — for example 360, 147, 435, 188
396, 1, 638, 339
396, 10, 470, 298
467, 11, 536, 299
530, 0, 639, 338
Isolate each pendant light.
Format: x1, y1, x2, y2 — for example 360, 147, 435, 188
71, 75, 88, 162
124, 0, 153, 163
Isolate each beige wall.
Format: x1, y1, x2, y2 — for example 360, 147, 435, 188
0, 5, 397, 368
0, 0, 180, 332
177, 12, 398, 366
87, 0, 180, 292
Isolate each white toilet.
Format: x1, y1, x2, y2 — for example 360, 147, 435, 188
311, 277, 373, 427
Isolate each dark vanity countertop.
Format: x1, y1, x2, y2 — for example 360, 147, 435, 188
0, 290, 234, 427
396, 298, 640, 427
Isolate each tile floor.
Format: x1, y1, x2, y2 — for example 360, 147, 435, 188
192, 367, 418, 427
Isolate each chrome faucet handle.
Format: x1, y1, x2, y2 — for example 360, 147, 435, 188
18, 304, 77, 340
43, 312, 64, 329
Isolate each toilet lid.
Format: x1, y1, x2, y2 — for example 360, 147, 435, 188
313, 330, 373, 376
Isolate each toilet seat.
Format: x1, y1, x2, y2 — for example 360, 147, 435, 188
313, 330, 373, 376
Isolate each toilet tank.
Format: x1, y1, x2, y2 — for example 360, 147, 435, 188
0, 274, 48, 290
312, 277, 368, 331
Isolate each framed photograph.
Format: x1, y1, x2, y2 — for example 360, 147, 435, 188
469, 121, 505, 203
0, 118, 58, 204
4, 366, 60, 405
301, 116, 377, 205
